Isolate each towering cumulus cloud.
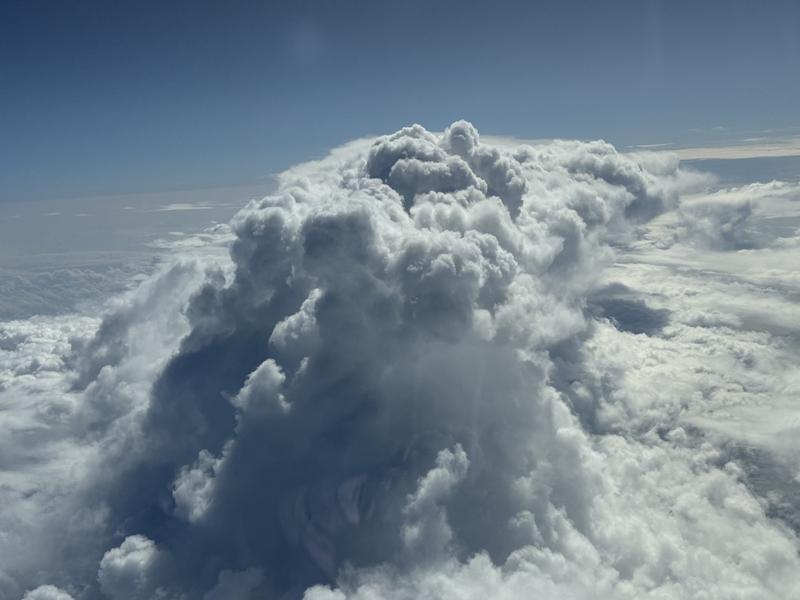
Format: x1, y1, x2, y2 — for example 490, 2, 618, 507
4, 122, 800, 599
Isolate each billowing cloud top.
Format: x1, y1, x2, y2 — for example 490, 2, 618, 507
2, 122, 799, 600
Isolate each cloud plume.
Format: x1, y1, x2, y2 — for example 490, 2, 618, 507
2, 122, 799, 600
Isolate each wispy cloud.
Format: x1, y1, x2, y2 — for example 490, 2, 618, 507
675, 136, 800, 160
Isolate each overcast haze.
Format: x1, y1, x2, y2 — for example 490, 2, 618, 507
2, 3, 800, 600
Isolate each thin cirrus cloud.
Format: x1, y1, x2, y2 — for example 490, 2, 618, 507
1, 122, 799, 599
674, 135, 800, 160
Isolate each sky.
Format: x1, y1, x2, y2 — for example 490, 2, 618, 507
2, 0, 800, 203
2, 3, 800, 600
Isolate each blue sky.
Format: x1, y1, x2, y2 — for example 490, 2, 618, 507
2, 0, 799, 203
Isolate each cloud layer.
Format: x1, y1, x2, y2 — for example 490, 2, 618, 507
2, 122, 799, 600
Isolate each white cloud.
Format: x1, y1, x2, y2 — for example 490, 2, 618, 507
172, 447, 227, 523
97, 535, 163, 600
401, 445, 469, 561
21, 585, 75, 600
674, 136, 800, 160
156, 202, 218, 211
1, 121, 799, 600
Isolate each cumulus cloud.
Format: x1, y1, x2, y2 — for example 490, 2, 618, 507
2, 121, 799, 600
401, 445, 469, 562
640, 179, 800, 252
21, 586, 75, 600
172, 447, 227, 523
97, 535, 164, 600
681, 193, 756, 250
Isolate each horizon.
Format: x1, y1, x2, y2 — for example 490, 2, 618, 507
3, 0, 800, 202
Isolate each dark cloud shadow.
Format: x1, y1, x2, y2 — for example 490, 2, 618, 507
588, 283, 670, 335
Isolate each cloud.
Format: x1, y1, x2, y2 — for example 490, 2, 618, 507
172, 447, 227, 523
587, 283, 670, 335
22, 586, 75, 600
674, 136, 800, 160
401, 445, 469, 562
0, 263, 151, 321
669, 181, 800, 251
2, 121, 799, 600
680, 193, 756, 250
203, 568, 264, 600
97, 535, 164, 600
156, 203, 218, 212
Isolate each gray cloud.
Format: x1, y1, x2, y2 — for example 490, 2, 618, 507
2, 122, 799, 600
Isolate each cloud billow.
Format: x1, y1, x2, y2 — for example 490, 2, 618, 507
5, 122, 800, 599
